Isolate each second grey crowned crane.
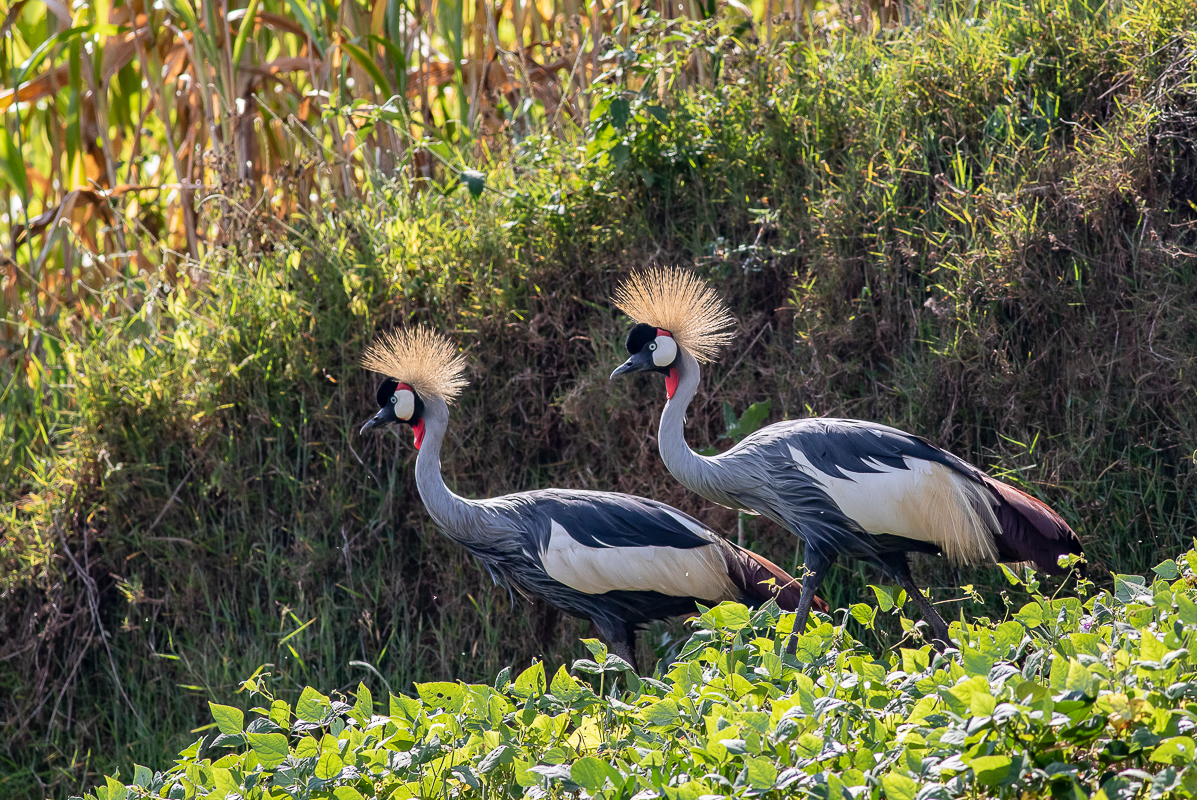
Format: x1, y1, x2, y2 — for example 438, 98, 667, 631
359, 327, 825, 671
608, 268, 1084, 652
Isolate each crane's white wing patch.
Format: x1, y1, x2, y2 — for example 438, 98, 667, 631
786, 445, 1000, 564
662, 509, 720, 542
541, 520, 736, 600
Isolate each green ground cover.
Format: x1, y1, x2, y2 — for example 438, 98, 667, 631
78, 554, 1197, 799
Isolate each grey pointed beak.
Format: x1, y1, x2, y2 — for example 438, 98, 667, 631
610, 351, 653, 379
360, 408, 389, 434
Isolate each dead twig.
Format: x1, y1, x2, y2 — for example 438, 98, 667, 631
55, 516, 145, 730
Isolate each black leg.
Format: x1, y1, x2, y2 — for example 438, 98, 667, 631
609, 636, 639, 674
880, 552, 952, 649
596, 618, 640, 674
784, 548, 833, 656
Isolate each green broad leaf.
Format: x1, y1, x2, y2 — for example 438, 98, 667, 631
1176, 594, 1197, 626
969, 690, 997, 718
961, 646, 995, 677
571, 757, 620, 792
642, 698, 681, 727
603, 653, 634, 672
550, 665, 585, 702
582, 639, 608, 662
209, 703, 245, 735
572, 658, 604, 675
316, 750, 345, 779
849, 603, 877, 629
1114, 574, 1149, 604
998, 563, 1022, 586
104, 775, 128, 800
1063, 659, 1093, 695
609, 97, 631, 129
900, 648, 930, 674
352, 682, 373, 723
478, 744, 513, 773
133, 765, 152, 789
647, 104, 669, 124
462, 170, 486, 197
1151, 736, 1197, 765
246, 732, 288, 768
494, 666, 512, 691
296, 736, 320, 758
880, 773, 918, 800
509, 662, 546, 699
1014, 601, 1044, 628
793, 732, 822, 758
870, 585, 895, 613
416, 681, 466, 712
970, 754, 1013, 786
333, 787, 365, 800
296, 686, 330, 722
703, 602, 751, 631
211, 766, 239, 793
390, 692, 423, 722
513, 758, 539, 788
269, 699, 290, 730
723, 401, 738, 432
1154, 560, 1181, 580
731, 400, 772, 440
744, 756, 777, 790
589, 97, 611, 122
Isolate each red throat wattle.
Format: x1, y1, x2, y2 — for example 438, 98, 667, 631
413, 419, 426, 450
666, 368, 680, 399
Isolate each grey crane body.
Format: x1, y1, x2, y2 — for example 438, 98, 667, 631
366, 389, 822, 670
614, 329, 1083, 649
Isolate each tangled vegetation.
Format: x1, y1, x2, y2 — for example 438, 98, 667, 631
78, 553, 1197, 800
4, 0, 1197, 796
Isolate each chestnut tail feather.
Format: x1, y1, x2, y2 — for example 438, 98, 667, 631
984, 478, 1084, 574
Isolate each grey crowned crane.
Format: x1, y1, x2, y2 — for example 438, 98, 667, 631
358, 327, 826, 671
608, 268, 1084, 651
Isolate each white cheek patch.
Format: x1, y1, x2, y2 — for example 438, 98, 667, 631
652, 335, 677, 367
394, 389, 415, 420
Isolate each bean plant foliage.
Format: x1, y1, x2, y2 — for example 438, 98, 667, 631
80, 551, 1197, 800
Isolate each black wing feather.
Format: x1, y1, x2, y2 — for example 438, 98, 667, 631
508, 489, 715, 550
764, 419, 972, 481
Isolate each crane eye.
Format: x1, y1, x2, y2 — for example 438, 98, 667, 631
651, 334, 677, 367
394, 388, 416, 420
648, 343, 656, 351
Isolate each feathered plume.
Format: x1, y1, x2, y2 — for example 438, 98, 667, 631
613, 267, 736, 362
361, 326, 469, 402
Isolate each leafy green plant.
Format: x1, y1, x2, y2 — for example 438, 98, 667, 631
78, 549, 1197, 799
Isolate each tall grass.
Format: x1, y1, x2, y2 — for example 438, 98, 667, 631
2, 0, 1197, 796
0, 0, 840, 350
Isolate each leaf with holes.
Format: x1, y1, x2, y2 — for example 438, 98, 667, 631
416, 682, 466, 712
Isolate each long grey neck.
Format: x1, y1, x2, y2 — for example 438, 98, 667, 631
413, 397, 490, 542
658, 348, 738, 508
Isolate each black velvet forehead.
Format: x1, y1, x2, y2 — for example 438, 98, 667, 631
625, 323, 659, 354
375, 378, 399, 407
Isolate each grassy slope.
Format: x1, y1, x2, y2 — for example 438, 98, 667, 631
3, 0, 1197, 795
